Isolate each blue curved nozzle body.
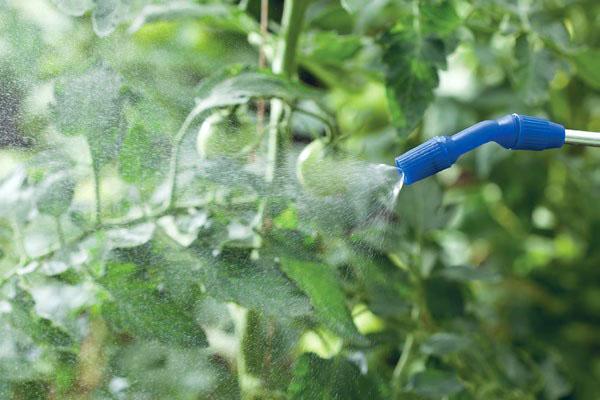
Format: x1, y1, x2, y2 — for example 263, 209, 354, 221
395, 114, 565, 185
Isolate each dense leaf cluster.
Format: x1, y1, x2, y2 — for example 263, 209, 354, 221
0, 0, 598, 399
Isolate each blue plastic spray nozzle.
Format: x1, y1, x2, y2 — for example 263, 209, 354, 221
395, 114, 566, 185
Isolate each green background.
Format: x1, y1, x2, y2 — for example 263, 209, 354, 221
0, 0, 598, 399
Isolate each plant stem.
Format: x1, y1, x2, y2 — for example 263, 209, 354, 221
240, 2, 310, 398
92, 162, 102, 226
271, 0, 310, 77
55, 216, 66, 248
265, 0, 310, 184
392, 333, 414, 395
256, 0, 269, 142
259, 0, 269, 69
166, 104, 205, 210
168, 0, 310, 212
0, 204, 193, 285
265, 102, 282, 185
10, 219, 27, 264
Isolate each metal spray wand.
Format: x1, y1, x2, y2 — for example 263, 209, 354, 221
394, 114, 600, 185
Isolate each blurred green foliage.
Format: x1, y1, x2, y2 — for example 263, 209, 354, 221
0, 0, 599, 399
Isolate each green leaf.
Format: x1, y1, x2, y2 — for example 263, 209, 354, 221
144, 235, 204, 305
570, 48, 600, 90
514, 38, 558, 106
7, 381, 50, 400
6, 288, 73, 348
352, 256, 412, 319
157, 211, 209, 247
118, 124, 160, 186
50, 0, 93, 16
420, 332, 470, 356
406, 369, 464, 398
115, 341, 240, 399
129, 2, 254, 34
0, 382, 8, 399
106, 222, 155, 249
193, 68, 319, 117
419, 0, 462, 37
93, 0, 128, 37
301, 31, 363, 65
379, 1, 459, 134
439, 265, 500, 282
39, 260, 69, 276
540, 357, 572, 400
288, 353, 382, 399
200, 251, 312, 319
0, 167, 28, 220
396, 179, 445, 234
530, 12, 571, 51
118, 95, 172, 195
273, 206, 299, 230
75, 233, 111, 277
101, 263, 208, 347
381, 31, 444, 134
0, 8, 43, 77
35, 172, 75, 217
424, 277, 465, 320
195, 296, 232, 330
54, 64, 125, 168
340, 0, 361, 14
280, 258, 365, 344
241, 310, 301, 390
51, 0, 134, 37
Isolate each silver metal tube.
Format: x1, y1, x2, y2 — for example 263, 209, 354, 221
565, 129, 600, 147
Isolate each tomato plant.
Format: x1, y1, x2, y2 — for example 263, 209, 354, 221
0, 0, 599, 399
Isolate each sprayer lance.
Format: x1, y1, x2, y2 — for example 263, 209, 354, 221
565, 129, 600, 147
394, 114, 600, 185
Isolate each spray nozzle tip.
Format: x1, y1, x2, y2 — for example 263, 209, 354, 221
395, 136, 457, 185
